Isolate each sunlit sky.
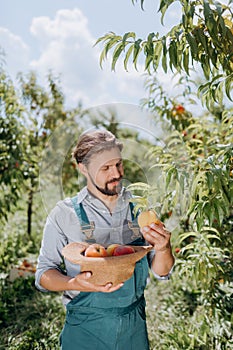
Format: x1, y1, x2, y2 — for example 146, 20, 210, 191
0, 0, 181, 109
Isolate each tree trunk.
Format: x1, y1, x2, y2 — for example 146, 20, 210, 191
27, 188, 33, 237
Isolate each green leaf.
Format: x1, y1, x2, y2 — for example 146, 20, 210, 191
186, 33, 198, 59
131, 0, 145, 10
144, 33, 156, 70
159, 0, 175, 25
124, 44, 134, 71
152, 41, 163, 70
203, 1, 217, 38
122, 31, 136, 43
218, 16, 227, 37
169, 40, 178, 71
162, 54, 167, 73
97, 33, 123, 68
183, 47, 190, 75
111, 42, 125, 71
203, 0, 211, 21
95, 32, 119, 46
179, 231, 200, 243
165, 166, 175, 188
162, 35, 167, 55
133, 39, 143, 70
196, 27, 208, 53
161, 36, 168, 72
127, 182, 150, 192
225, 74, 233, 101
145, 54, 153, 71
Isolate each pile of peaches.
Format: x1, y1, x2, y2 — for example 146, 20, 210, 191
84, 243, 135, 257
84, 209, 160, 258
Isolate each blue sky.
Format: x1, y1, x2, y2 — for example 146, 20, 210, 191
0, 0, 181, 109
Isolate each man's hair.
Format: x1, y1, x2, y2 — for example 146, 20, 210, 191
72, 129, 123, 165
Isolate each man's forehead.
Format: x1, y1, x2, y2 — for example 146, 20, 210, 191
89, 148, 122, 167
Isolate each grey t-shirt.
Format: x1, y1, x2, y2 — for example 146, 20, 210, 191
35, 186, 172, 305
35, 187, 153, 304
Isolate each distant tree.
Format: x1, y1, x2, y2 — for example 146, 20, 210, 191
0, 69, 26, 222
0, 68, 83, 235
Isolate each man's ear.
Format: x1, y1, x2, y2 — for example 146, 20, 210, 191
78, 163, 88, 176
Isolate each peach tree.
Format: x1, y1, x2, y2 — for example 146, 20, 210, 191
0, 68, 26, 222
0, 68, 83, 236
96, 0, 233, 106
96, 0, 233, 347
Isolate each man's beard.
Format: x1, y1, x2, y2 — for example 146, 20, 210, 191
89, 174, 123, 196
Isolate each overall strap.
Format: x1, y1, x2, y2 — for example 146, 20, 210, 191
129, 201, 139, 221
128, 201, 143, 242
71, 196, 90, 225
71, 195, 142, 244
71, 195, 96, 243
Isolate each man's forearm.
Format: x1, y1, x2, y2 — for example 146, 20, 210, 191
39, 268, 124, 293
151, 246, 175, 277
40, 269, 74, 291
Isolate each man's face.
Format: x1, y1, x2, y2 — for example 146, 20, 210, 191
85, 147, 124, 196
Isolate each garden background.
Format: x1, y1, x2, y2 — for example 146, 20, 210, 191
1, 1, 233, 349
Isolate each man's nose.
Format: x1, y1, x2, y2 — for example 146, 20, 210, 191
110, 166, 121, 178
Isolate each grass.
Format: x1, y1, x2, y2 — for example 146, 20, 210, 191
0, 276, 65, 350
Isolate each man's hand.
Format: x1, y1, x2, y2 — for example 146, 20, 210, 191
68, 271, 124, 293
140, 221, 175, 277
40, 269, 123, 293
140, 221, 171, 252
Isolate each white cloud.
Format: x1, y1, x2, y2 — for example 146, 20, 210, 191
29, 8, 146, 107
0, 7, 174, 110
0, 27, 30, 75
30, 9, 93, 49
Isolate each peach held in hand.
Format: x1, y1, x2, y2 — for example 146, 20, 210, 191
137, 209, 161, 228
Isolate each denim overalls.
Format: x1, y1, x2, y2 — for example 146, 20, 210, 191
60, 196, 150, 350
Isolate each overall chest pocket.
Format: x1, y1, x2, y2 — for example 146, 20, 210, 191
122, 219, 142, 244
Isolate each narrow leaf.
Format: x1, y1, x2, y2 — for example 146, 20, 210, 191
186, 33, 198, 59
124, 44, 134, 71
111, 42, 125, 71
133, 39, 143, 70
183, 47, 190, 75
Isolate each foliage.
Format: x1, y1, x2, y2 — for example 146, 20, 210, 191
0, 69, 83, 232
0, 276, 65, 350
127, 74, 233, 347
0, 194, 64, 349
96, 0, 233, 107
0, 232, 33, 273
17, 72, 83, 235
0, 69, 26, 221
1, 1, 233, 346
145, 276, 233, 349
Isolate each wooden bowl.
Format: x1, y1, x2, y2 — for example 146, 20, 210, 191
62, 242, 153, 286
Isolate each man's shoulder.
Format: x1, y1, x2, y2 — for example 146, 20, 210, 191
47, 196, 79, 227
55, 197, 73, 210
54, 187, 88, 211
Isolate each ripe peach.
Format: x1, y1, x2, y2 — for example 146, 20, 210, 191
175, 104, 185, 114
84, 243, 108, 257
112, 245, 135, 256
138, 209, 160, 228
106, 244, 120, 256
